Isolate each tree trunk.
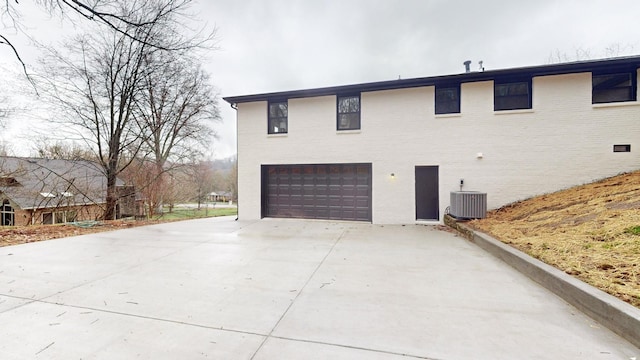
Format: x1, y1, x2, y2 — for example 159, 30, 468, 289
104, 171, 118, 220
155, 163, 165, 215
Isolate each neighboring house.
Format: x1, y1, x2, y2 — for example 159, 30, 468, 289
223, 56, 640, 224
208, 191, 232, 203
0, 157, 141, 226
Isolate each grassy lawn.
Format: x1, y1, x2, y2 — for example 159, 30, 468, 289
152, 206, 237, 220
1, 206, 238, 248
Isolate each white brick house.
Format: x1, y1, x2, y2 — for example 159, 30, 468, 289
224, 56, 640, 224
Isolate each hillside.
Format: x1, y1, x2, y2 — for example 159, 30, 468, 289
468, 171, 640, 308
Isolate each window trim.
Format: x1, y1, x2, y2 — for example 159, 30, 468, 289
435, 84, 461, 115
336, 94, 361, 131
494, 77, 532, 111
41, 210, 76, 225
592, 70, 637, 104
268, 100, 288, 134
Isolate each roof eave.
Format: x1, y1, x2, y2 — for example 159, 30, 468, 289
223, 55, 640, 105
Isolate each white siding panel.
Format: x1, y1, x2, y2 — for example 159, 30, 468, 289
236, 70, 640, 224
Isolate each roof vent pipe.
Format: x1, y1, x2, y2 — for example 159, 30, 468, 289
463, 60, 472, 73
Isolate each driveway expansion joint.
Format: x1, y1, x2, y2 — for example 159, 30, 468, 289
249, 227, 346, 359
268, 335, 443, 360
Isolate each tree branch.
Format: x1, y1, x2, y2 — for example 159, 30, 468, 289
0, 33, 39, 94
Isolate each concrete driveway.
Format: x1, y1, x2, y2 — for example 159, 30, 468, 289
0, 217, 638, 359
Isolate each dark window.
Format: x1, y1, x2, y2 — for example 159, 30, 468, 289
55, 212, 65, 224
613, 144, 631, 152
1, 200, 14, 226
337, 95, 360, 130
435, 85, 460, 114
268, 101, 288, 134
592, 72, 636, 104
494, 79, 531, 111
42, 212, 53, 225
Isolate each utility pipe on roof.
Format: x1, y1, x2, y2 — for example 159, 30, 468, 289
464, 60, 472, 73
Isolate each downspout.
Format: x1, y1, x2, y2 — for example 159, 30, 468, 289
230, 102, 239, 221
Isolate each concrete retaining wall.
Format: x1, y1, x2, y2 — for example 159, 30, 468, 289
445, 215, 640, 349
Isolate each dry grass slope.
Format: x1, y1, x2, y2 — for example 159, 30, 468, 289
468, 171, 640, 308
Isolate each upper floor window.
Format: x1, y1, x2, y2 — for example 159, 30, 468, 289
592, 71, 637, 104
494, 78, 531, 111
337, 95, 360, 130
435, 84, 460, 114
268, 101, 288, 134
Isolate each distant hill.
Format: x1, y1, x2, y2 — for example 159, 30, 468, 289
206, 156, 236, 174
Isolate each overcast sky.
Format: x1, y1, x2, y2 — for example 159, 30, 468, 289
2, 0, 640, 159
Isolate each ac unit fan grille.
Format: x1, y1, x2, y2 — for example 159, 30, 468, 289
450, 191, 487, 219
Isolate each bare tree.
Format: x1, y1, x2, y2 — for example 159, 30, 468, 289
0, 96, 8, 128
163, 170, 180, 212
136, 51, 219, 216
184, 159, 215, 209
38, 0, 214, 220
34, 139, 97, 160
0, 98, 6, 132
1, 0, 213, 78
547, 43, 636, 64
0, 140, 11, 156
227, 157, 237, 202
117, 156, 158, 217
141, 53, 219, 166
0, 92, 18, 129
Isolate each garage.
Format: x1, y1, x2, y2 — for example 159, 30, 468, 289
261, 163, 372, 221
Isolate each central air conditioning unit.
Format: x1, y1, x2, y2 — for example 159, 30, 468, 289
450, 191, 487, 219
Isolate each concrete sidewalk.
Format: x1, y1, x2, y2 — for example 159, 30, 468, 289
0, 217, 638, 359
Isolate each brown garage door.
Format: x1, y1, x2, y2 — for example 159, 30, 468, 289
261, 163, 372, 221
